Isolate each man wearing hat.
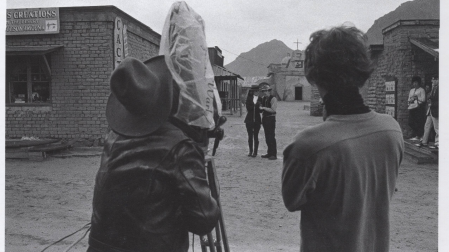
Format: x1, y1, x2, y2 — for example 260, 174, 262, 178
259, 83, 278, 160
87, 56, 220, 252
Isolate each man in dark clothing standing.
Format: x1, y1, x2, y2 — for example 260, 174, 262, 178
259, 83, 278, 160
87, 56, 220, 252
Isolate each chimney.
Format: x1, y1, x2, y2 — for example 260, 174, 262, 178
208, 46, 224, 67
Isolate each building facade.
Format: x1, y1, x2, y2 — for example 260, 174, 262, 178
5, 6, 160, 145
267, 50, 312, 102
365, 19, 439, 137
209, 47, 244, 115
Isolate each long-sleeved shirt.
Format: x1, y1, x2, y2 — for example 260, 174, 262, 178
408, 87, 426, 105
282, 111, 404, 252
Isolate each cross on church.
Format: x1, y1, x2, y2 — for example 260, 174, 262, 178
294, 39, 301, 50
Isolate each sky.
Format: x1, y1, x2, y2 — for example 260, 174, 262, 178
4, 0, 421, 65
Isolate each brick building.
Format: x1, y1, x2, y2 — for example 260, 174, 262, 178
5, 6, 160, 145
365, 19, 439, 137
309, 19, 439, 128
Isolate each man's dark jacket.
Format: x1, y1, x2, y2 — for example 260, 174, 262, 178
88, 122, 220, 252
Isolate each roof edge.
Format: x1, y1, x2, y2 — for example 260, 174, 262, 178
382, 19, 439, 35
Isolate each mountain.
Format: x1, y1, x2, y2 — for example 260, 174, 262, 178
366, 0, 439, 45
224, 39, 293, 77
225, 0, 439, 76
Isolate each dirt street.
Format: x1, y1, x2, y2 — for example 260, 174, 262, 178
5, 101, 438, 251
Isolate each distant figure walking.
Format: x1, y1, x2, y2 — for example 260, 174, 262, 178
244, 85, 262, 157
282, 25, 404, 252
259, 83, 278, 160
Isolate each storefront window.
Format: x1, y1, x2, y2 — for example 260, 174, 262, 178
6, 56, 51, 104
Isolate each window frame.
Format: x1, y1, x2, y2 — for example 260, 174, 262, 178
6, 55, 52, 106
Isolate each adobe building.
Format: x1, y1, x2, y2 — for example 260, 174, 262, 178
266, 50, 312, 101
365, 19, 439, 137
5, 6, 160, 145
309, 19, 439, 128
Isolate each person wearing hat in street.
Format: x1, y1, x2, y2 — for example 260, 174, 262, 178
87, 56, 220, 252
244, 84, 262, 157
282, 25, 404, 252
259, 83, 278, 160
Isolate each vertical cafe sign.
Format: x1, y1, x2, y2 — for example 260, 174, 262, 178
114, 17, 129, 68
6, 8, 60, 35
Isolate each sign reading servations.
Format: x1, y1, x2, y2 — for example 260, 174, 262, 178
6, 8, 60, 35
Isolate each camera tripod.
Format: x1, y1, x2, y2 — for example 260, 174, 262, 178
199, 156, 230, 252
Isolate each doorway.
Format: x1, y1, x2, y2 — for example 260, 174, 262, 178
295, 86, 303, 100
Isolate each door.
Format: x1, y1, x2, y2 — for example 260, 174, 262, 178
295, 86, 303, 100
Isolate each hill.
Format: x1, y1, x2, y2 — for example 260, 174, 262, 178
224, 0, 439, 76
366, 0, 439, 45
224, 39, 293, 77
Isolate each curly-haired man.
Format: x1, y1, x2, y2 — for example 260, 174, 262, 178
282, 25, 404, 252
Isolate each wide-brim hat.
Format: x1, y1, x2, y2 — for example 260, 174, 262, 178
250, 84, 259, 91
259, 83, 272, 91
106, 55, 173, 137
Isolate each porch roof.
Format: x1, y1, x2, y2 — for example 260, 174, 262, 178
410, 38, 439, 58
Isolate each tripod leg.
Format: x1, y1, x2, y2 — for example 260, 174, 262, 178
200, 235, 207, 252
206, 158, 230, 252
214, 221, 223, 252
218, 212, 230, 252
207, 233, 216, 252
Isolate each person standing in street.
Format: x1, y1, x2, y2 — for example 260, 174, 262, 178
415, 75, 439, 149
282, 25, 404, 252
244, 85, 262, 157
259, 83, 278, 160
407, 76, 426, 141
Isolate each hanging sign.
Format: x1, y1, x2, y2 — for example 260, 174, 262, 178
6, 8, 60, 35
114, 17, 129, 68
114, 17, 124, 68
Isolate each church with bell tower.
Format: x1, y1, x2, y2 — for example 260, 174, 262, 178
266, 48, 312, 102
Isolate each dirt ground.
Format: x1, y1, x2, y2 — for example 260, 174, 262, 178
5, 101, 438, 252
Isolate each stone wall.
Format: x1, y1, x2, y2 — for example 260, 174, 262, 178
309, 86, 323, 116
5, 6, 160, 145
366, 22, 439, 137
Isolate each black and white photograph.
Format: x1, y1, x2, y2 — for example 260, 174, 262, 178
2, 0, 446, 251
